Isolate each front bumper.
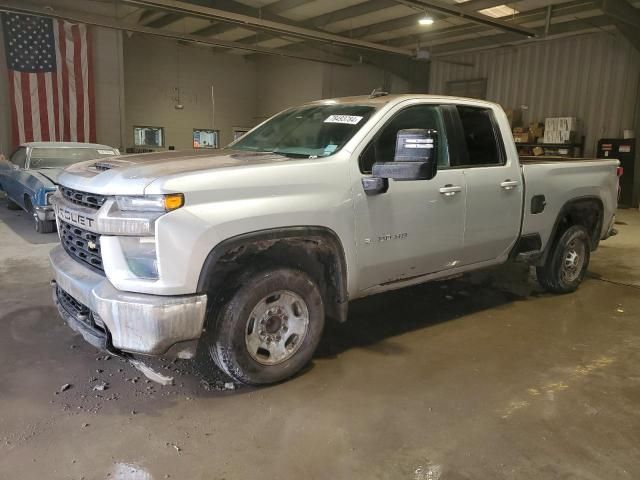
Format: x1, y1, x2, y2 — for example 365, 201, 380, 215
34, 205, 55, 221
49, 245, 207, 356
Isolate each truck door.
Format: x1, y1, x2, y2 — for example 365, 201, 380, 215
452, 105, 522, 265
352, 103, 466, 291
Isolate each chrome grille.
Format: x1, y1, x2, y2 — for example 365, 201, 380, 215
59, 220, 104, 273
60, 186, 107, 210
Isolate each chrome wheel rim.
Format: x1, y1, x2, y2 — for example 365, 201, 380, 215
561, 238, 585, 283
245, 290, 309, 366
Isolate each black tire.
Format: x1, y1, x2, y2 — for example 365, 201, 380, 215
536, 225, 591, 293
6, 198, 21, 210
206, 267, 325, 385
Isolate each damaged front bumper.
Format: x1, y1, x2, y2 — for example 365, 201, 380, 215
49, 245, 207, 358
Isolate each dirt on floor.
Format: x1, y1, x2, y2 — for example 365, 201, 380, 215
0, 200, 639, 480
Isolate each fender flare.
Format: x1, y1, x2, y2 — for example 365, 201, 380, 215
540, 195, 604, 263
197, 226, 349, 322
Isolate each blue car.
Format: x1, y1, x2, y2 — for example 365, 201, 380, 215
0, 142, 120, 233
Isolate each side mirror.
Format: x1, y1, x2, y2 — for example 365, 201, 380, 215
372, 129, 438, 181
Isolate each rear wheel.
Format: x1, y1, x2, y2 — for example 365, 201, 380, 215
536, 225, 591, 293
205, 267, 325, 385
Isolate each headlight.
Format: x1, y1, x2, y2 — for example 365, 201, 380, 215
45, 191, 55, 205
120, 237, 158, 279
116, 194, 184, 212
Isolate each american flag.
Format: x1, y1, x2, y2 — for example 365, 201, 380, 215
1, 13, 95, 146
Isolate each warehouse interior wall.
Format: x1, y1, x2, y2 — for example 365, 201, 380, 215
123, 35, 258, 150
429, 32, 640, 158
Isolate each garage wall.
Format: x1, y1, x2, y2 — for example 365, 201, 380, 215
429, 32, 640, 157
124, 36, 258, 150
255, 57, 411, 121
93, 28, 126, 150
255, 57, 324, 121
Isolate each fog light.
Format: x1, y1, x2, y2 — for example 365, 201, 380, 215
120, 237, 159, 279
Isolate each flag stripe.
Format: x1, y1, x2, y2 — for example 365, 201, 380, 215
44, 72, 56, 141
53, 20, 63, 141
37, 74, 50, 141
60, 20, 71, 142
20, 73, 33, 144
71, 23, 84, 142
8, 70, 19, 147
79, 24, 89, 142
86, 27, 96, 142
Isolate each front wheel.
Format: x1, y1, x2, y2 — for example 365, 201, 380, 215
536, 225, 591, 293
205, 267, 325, 385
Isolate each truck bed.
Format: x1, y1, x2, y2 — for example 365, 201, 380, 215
519, 157, 619, 252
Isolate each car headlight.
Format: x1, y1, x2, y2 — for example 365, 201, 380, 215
116, 194, 184, 212
46, 191, 55, 205
120, 237, 158, 279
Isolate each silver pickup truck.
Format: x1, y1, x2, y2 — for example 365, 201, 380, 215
49, 94, 619, 385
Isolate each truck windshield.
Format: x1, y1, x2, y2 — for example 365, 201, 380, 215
230, 104, 376, 158
29, 147, 118, 169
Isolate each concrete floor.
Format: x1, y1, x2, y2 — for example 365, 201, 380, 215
1, 200, 639, 480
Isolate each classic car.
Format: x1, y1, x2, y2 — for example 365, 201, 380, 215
0, 142, 120, 233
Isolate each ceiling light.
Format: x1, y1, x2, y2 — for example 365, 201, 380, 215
419, 16, 434, 25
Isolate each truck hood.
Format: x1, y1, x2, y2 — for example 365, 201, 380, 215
56, 149, 296, 195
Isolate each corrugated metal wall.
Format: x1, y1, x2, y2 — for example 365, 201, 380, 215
430, 32, 640, 156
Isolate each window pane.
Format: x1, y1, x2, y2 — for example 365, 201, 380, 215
360, 105, 448, 173
29, 148, 117, 169
134, 127, 164, 147
232, 104, 376, 159
10, 148, 27, 168
456, 106, 501, 166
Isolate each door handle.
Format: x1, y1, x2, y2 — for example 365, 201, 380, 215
439, 184, 462, 196
500, 180, 520, 190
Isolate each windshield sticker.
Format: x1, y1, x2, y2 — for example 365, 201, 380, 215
323, 144, 338, 155
324, 115, 363, 125
98, 150, 116, 155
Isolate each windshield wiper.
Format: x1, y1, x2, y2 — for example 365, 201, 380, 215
270, 150, 311, 158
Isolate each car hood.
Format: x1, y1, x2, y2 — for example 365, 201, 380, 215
32, 168, 64, 187
56, 149, 298, 195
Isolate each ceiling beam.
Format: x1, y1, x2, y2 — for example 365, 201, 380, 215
388, 0, 596, 47
0, 0, 355, 66
121, 0, 414, 56
394, 0, 537, 37
430, 14, 612, 55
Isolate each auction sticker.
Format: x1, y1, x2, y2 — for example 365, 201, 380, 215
324, 115, 363, 125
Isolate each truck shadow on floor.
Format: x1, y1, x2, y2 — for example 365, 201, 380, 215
0, 198, 59, 245
315, 263, 542, 360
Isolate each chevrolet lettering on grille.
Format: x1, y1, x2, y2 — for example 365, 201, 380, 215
54, 204, 97, 229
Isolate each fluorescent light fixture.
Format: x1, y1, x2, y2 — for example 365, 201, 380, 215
478, 5, 519, 17
419, 16, 434, 25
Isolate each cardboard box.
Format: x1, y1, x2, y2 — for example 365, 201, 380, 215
513, 127, 525, 134
532, 146, 545, 156
513, 132, 534, 143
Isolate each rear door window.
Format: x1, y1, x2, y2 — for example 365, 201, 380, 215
455, 106, 504, 167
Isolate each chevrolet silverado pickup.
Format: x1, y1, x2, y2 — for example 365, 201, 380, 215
49, 94, 619, 385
